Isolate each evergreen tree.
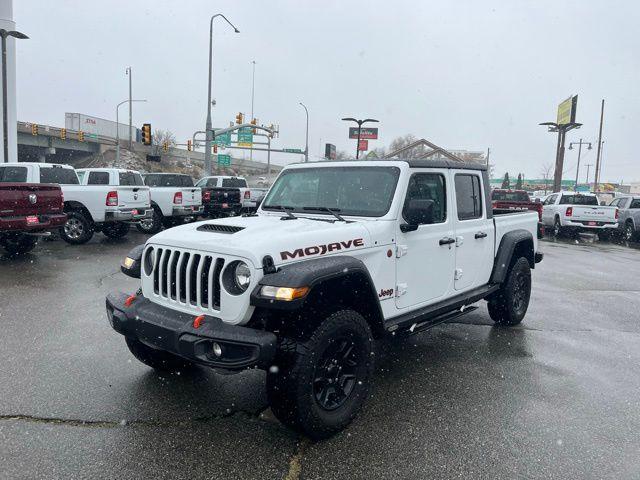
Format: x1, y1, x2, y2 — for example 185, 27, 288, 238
501, 172, 510, 189
515, 173, 523, 190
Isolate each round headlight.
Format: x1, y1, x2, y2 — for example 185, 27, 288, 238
143, 247, 155, 276
234, 261, 251, 291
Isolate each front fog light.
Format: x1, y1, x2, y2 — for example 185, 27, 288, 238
212, 342, 223, 357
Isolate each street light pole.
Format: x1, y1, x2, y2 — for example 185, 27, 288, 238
568, 138, 592, 191
299, 102, 309, 162
0, 29, 27, 163
126, 66, 132, 150
116, 99, 146, 163
204, 14, 240, 177
539, 121, 581, 192
341, 117, 379, 159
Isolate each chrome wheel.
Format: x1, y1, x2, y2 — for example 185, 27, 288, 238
625, 224, 634, 241
64, 217, 84, 240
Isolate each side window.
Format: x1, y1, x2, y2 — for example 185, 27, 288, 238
618, 198, 629, 209
455, 174, 483, 220
630, 199, 640, 209
207, 178, 218, 187
88, 171, 110, 185
544, 194, 557, 205
0, 166, 27, 182
610, 198, 620, 207
402, 173, 446, 224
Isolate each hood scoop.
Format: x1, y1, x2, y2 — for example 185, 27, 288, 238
196, 224, 245, 234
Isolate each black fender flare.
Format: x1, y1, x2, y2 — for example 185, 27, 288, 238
490, 229, 535, 284
250, 255, 385, 335
63, 200, 94, 223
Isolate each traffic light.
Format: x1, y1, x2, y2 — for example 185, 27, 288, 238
141, 123, 152, 145
31, 123, 38, 136
235, 112, 244, 124
251, 118, 257, 134
60, 128, 66, 140
162, 141, 168, 153
78, 131, 84, 142
187, 139, 192, 151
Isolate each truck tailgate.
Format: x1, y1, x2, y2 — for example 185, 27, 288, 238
117, 186, 151, 209
180, 187, 202, 206
0, 183, 63, 217
570, 206, 617, 223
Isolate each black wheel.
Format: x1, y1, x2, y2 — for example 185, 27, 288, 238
136, 207, 163, 234
598, 230, 612, 241
266, 310, 374, 440
102, 222, 129, 239
125, 336, 194, 372
487, 257, 531, 327
552, 217, 563, 237
59, 210, 94, 245
625, 222, 638, 242
0, 234, 38, 255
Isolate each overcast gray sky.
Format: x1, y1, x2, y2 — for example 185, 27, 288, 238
15, 0, 640, 182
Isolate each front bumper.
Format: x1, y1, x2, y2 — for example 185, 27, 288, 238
0, 213, 67, 232
172, 205, 204, 217
106, 292, 276, 371
105, 208, 154, 223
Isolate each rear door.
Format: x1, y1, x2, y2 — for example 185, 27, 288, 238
116, 171, 150, 210
395, 169, 455, 309
452, 171, 494, 291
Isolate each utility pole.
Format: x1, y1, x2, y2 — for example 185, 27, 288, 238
568, 138, 592, 191
594, 99, 605, 192
249, 60, 255, 162
585, 163, 593, 189
126, 67, 132, 149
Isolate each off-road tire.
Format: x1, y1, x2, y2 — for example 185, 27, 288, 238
487, 257, 531, 326
266, 310, 374, 440
102, 222, 130, 239
125, 336, 194, 372
0, 234, 38, 255
625, 222, 638, 242
59, 210, 94, 245
136, 207, 163, 234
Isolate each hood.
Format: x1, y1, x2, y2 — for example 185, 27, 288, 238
148, 214, 374, 269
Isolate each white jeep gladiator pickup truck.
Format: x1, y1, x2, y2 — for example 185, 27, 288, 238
3, 163, 152, 244
542, 191, 618, 237
137, 173, 203, 234
107, 159, 543, 439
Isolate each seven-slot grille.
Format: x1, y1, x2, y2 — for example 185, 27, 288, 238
151, 247, 225, 311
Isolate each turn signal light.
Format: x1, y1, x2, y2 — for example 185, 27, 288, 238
260, 285, 310, 301
203, 191, 211, 202
124, 294, 136, 307
615, 208, 619, 219
106, 191, 118, 206
173, 192, 183, 204
565, 207, 573, 217
244, 191, 250, 199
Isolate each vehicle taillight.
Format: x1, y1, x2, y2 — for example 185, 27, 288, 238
173, 192, 183, 204
106, 190, 118, 206
565, 207, 573, 217
615, 208, 619, 219
203, 191, 211, 202
244, 190, 251, 199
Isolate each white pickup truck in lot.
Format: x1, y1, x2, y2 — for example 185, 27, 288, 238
1, 162, 152, 244
107, 159, 543, 439
137, 173, 203, 234
541, 191, 618, 237
196, 175, 267, 211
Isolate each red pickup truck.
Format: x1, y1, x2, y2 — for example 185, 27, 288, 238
491, 189, 543, 221
0, 180, 67, 255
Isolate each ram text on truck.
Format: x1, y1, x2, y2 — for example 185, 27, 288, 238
107, 159, 543, 439
0, 164, 66, 255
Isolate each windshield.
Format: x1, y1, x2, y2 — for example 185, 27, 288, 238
559, 195, 599, 205
262, 166, 400, 217
492, 190, 529, 202
221, 178, 247, 188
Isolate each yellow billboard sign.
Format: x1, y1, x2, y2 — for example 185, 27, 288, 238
557, 95, 578, 125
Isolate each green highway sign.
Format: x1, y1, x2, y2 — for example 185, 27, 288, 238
283, 148, 303, 153
237, 127, 253, 146
214, 131, 231, 146
217, 154, 231, 166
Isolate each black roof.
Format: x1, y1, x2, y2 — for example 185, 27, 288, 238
292, 158, 488, 171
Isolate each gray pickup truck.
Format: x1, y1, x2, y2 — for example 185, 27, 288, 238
610, 196, 640, 241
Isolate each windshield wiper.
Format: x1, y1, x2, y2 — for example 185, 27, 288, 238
302, 206, 346, 222
267, 205, 297, 219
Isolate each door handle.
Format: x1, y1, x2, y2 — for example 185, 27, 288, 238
475, 232, 488, 239
439, 237, 455, 246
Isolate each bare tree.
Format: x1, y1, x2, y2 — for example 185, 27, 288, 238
153, 129, 176, 148
540, 163, 553, 194
335, 150, 352, 160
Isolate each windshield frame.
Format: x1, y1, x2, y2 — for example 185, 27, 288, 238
261, 165, 401, 218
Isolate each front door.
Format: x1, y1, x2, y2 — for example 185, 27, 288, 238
452, 172, 494, 291
395, 170, 455, 310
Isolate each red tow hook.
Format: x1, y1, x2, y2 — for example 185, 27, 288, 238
193, 315, 205, 329
124, 294, 137, 307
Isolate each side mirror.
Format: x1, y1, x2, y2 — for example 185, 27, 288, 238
401, 199, 434, 232
121, 244, 144, 278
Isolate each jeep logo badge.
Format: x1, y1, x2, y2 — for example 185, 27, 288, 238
28, 193, 37, 204
134, 193, 138, 200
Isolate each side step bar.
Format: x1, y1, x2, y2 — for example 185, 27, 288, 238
393, 305, 479, 337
